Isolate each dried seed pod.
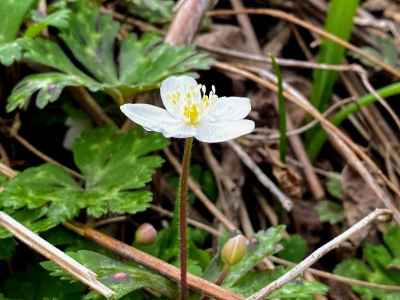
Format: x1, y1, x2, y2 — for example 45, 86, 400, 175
221, 235, 247, 266
135, 223, 157, 245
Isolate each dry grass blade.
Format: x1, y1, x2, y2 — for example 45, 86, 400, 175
207, 8, 400, 78
214, 61, 400, 224
228, 141, 293, 211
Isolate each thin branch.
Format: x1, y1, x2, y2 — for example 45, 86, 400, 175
247, 209, 392, 300
198, 44, 362, 72
10, 132, 83, 179
165, 0, 209, 45
269, 256, 400, 292
0, 212, 114, 298
0, 162, 17, 178
207, 8, 400, 78
229, 0, 261, 54
214, 61, 400, 224
69, 87, 114, 126
228, 141, 293, 211
150, 205, 221, 237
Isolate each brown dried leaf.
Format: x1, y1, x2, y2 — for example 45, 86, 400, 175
272, 165, 304, 199
341, 164, 384, 246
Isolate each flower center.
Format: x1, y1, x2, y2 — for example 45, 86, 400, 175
183, 103, 200, 125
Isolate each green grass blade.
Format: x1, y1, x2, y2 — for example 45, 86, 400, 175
308, 82, 400, 161
310, 0, 360, 112
0, 0, 37, 44
272, 56, 287, 163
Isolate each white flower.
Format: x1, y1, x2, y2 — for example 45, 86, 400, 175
120, 75, 255, 143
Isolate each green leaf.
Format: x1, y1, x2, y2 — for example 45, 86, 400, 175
271, 55, 287, 163
364, 244, 393, 270
6, 72, 86, 111
25, 9, 71, 38
0, 164, 82, 223
384, 225, 400, 259
307, 0, 359, 160
4, 1, 213, 111
124, 0, 174, 23
326, 174, 343, 199
60, 1, 120, 84
309, 0, 359, 111
0, 127, 168, 237
0, 238, 16, 260
223, 226, 285, 287
315, 200, 344, 224
0, 208, 57, 239
41, 250, 176, 299
73, 126, 168, 217
0, 0, 36, 44
0, 40, 23, 66
279, 234, 308, 263
334, 259, 400, 300
231, 267, 328, 299
351, 36, 399, 70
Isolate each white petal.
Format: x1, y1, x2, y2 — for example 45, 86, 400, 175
120, 104, 196, 139
206, 97, 251, 122
195, 120, 255, 143
163, 124, 197, 139
160, 75, 201, 116
121, 103, 175, 132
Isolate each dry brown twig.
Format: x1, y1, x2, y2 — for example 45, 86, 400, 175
0, 212, 114, 298
223, 1, 324, 201
207, 8, 400, 78
228, 141, 293, 211
214, 61, 400, 224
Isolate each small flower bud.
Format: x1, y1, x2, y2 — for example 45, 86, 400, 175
221, 235, 247, 266
111, 272, 129, 282
135, 223, 157, 244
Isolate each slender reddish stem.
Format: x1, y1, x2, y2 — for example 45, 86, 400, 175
179, 137, 194, 300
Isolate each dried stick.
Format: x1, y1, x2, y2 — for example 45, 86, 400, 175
199, 44, 362, 71
64, 222, 244, 300
229, 0, 261, 54
10, 132, 83, 179
69, 87, 114, 126
228, 141, 293, 211
268, 256, 400, 292
0, 212, 113, 298
165, 0, 209, 45
207, 8, 400, 78
214, 62, 400, 224
220, 4, 324, 200
0, 162, 17, 178
247, 209, 392, 300
150, 205, 221, 237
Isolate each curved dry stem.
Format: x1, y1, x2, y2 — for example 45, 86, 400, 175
207, 8, 400, 78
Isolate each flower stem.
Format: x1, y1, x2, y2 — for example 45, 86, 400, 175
179, 137, 194, 300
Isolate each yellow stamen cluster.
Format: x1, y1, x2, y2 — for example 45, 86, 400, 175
167, 83, 218, 126
183, 103, 200, 125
